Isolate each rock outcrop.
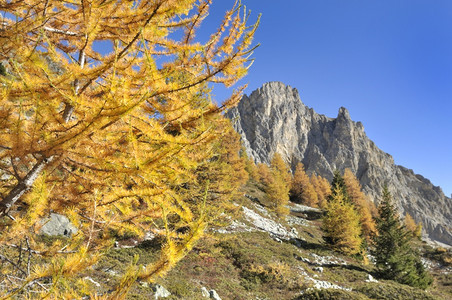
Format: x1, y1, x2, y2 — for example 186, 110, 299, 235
227, 81, 452, 246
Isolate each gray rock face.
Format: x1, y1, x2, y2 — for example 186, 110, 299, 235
227, 81, 452, 246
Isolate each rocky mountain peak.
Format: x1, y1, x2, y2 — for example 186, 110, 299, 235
337, 106, 351, 121
227, 82, 452, 246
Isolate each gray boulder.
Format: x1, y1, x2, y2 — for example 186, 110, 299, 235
152, 284, 171, 299
200, 287, 222, 300
40, 213, 77, 237
209, 289, 222, 300
201, 286, 210, 297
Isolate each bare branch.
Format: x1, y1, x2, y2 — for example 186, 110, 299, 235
43, 26, 79, 36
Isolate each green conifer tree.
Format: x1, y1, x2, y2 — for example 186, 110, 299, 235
371, 186, 433, 289
329, 170, 349, 202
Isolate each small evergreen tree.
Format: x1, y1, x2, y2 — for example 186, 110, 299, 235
329, 170, 349, 202
372, 186, 433, 289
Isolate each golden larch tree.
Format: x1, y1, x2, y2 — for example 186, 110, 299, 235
343, 168, 376, 242
240, 147, 259, 181
267, 153, 291, 216
0, 0, 259, 297
290, 163, 318, 207
311, 174, 331, 209
322, 186, 363, 255
257, 162, 272, 186
405, 213, 422, 239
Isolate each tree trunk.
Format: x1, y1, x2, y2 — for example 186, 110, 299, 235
0, 156, 54, 217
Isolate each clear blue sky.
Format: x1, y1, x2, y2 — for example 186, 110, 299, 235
201, 0, 452, 197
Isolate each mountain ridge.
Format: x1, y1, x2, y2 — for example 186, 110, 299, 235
227, 81, 452, 246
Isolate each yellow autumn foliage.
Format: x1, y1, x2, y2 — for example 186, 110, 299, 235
267, 153, 291, 216
405, 213, 423, 239
290, 163, 318, 207
0, 0, 259, 298
343, 168, 377, 242
323, 186, 363, 255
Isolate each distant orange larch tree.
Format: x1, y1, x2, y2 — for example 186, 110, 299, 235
343, 168, 377, 242
267, 153, 291, 216
311, 174, 331, 209
290, 163, 318, 207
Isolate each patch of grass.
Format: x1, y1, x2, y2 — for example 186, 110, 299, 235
354, 281, 439, 300
321, 263, 371, 284
216, 232, 307, 295
296, 288, 369, 300
429, 272, 452, 299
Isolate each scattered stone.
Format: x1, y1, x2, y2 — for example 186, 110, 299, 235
144, 231, 156, 240
290, 203, 322, 214
201, 286, 210, 297
271, 235, 283, 243
365, 274, 378, 283
83, 277, 100, 287
309, 253, 348, 266
242, 206, 296, 239
152, 284, 171, 299
106, 269, 118, 277
209, 289, 222, 300
313, 266, 324, 273
200, 287, 222, 299
39, 213, 77, 237
286, 215, 308, 226
215, 220, 253, 234
294, 254, 311, 264
252, 202, 270, 216
307, 278, 351, 291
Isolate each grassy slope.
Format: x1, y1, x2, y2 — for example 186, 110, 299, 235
16, 180, 450, 299
88, 180, 451, 299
